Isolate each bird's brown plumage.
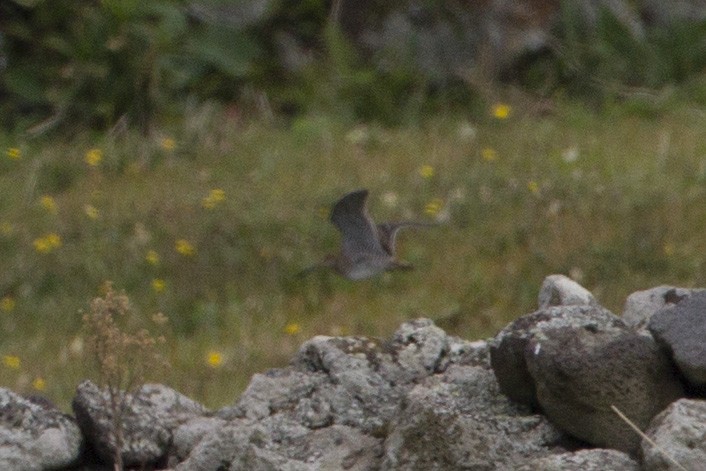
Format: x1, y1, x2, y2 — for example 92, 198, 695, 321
301, 189, 434, 280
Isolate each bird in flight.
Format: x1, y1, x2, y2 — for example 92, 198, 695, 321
301, 189, 434, 280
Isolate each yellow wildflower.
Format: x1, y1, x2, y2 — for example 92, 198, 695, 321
40, 195, 57, 214
418, 164, 435, 179
145, 250, 160, 265
1, 296, 15, 312
6, 148, 21, 160
175, 239, 195, 256
202, 188, 226, 209
32, 377, 46, 391
206, 350, 223, 368
284, 322, 302, 335
159, 137, 176, 151
46, 233, 61, 247
527, 181, 540, 194
33, 233, 62, 253
151, 278, 166, 293
481, 147, 498, 161
2, 355, 20, 369
85, 148, 103, 166
424, 198, 444, 216
492, 103, 511, 120
84, 204, 99, 220
33, 238, 49, 252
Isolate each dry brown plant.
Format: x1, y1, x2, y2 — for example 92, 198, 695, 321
83, 282, 168, 470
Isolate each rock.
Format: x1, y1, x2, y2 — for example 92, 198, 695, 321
524, 448, 640, 470
223, 368, 329, 423
0, 388, 82, 470
284, 335, 402, 434
643, 399, 706, 471
72, 380, 206, 468
279, 424, 382, 471
293, 318, 457, 385
622, 285, 700, 332
382, 364, 565, 469
173, 416, 308, 471
178, 319, 517, 469
380, 318, 449, 382
538, 274, 597, 308
171, 416, 227, 463
229, 318, 483, 430
13, 295, 700, 470
649, 291, 706, 391
174, 415, 381, 470
278, 318, 474, 433
489, 303, 625, 408
443, 338, 491, 370
525, 325, 683, 454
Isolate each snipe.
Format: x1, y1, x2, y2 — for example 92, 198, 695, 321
301, 189, 434, 280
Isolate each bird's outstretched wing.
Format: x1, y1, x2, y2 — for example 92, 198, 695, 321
330, 189, 386, 259
377, 221, 437, 256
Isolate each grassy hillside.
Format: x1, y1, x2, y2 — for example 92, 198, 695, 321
2, 98, 706, 409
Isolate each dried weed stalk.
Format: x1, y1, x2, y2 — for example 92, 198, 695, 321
83, 282, 168, 470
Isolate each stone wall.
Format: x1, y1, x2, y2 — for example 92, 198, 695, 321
1, 274, 705, 469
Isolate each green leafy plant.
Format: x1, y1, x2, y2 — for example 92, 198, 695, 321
551, 1, 706, 100
0, 0, 260, 131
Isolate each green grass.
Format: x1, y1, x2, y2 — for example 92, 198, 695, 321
2, 97, 706, 410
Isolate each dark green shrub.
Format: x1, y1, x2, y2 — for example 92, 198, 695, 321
550, 1, 706, 101
0, 0, 259, 131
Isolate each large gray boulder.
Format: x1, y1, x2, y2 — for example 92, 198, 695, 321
221, 318, 478, 434
382, 364, 564, 470
649, 291, 706, 391
538, 274, 598, 308
489, 303, 625, 408
177, 318, 488, 469
491, 276, 685, 454
72, 381, 206, 468
0, 389, 82, 470
622, 285, 701, 333
526, 325, 683, 454
643, 398, 706, 470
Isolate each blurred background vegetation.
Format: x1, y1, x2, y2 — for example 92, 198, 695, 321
3, 0, 706, 409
